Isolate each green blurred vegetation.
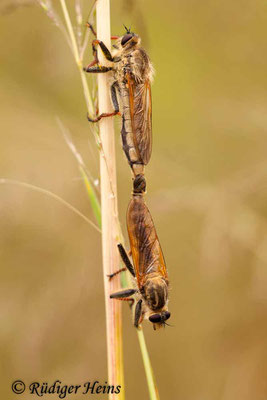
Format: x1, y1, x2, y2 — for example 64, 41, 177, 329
1, 0, 267, 399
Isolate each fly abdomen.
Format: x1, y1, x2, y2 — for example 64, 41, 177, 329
120, 87, 145, 177
133, 174, 146, 194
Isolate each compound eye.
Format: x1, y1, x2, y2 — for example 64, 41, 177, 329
163, 311, 171, 321
149, 314, 162, 323
121, 33, 133, 46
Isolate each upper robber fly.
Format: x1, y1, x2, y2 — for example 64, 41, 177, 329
84, 25, 154, 180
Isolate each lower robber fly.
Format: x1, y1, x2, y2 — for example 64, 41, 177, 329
109, 176, 170, 330
84, 24, 154, 179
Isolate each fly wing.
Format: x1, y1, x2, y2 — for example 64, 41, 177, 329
128, 76, 152, 165
127, 196, 168, 287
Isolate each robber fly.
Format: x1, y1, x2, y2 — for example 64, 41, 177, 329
109, 177, 170, 330
84, 25, 154, 179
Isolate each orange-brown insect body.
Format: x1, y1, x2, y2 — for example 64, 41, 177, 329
127, 193, 170, 329
112, 34, 154, 177
86, 30, 170, 329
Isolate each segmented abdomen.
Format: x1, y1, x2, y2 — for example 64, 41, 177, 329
120, 85, 144, 177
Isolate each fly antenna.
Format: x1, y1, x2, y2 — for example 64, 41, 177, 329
123, 24, 131, 33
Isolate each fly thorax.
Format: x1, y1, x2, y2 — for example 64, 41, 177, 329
142, 274, 168, 312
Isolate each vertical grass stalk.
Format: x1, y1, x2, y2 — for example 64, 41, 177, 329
95, 0, 125, 398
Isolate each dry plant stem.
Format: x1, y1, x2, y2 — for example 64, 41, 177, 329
96, 0, 124, 398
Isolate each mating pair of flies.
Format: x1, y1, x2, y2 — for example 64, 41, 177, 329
84, 24, 171, 330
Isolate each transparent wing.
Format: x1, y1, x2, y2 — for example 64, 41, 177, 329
128, 76, 152, 165
127, 196, 167, 287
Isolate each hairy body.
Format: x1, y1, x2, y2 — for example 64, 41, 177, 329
110, 191, 170, 330
84, 29, 154, 178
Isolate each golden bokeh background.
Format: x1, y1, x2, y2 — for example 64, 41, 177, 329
1, 0, 267, 399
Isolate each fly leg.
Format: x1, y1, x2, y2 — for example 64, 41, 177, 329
117, 243, 135, 277
83, 24, 121, 122
83, 65, 113, 73
83, 22, 116, 73
110, 297, 135, 308
84, 24, 114, 67
110, 81, 120, 114
87, 81, 120, 123
86, 22, 119, 41
119, 298, 135, 307
107, 267, 127, 280
134, 299, 143, 328
110, 289, 137, 311
92, 39, 114, 62
107, 243, 135, 280
110, 288, 137, 298
86, 22, 97, 37
83, 39, 113, 73
110, 289, 142, 328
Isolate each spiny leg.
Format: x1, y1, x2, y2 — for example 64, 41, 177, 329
83, 65, 113, 73
93, 39, 113, 62
108, 243, 135, 280
87, 20, 113, 62
87, 23, 120, 41
110, 289, 137, 311
110, 81, 120, 113
86, 22, 119, 41
110, 289, 142, 327
83, 25, 114, 71
87, 110, 120, 123
87, 81, 120, 123
107, 267, 127, 280
134, 299, 143, 328
117, 243, 135, 277
85, 36, 113, 68
83, 32, 100, 67
110, 288, 137, 299
111, 297, 134, 308
86, 22, 96, 37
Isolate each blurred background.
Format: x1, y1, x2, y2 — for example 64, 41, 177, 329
1, 0, 267, 399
